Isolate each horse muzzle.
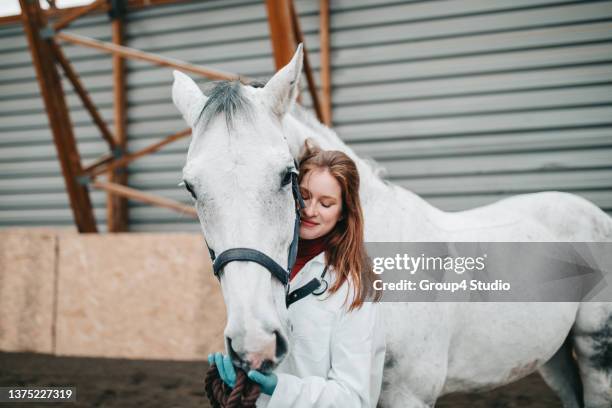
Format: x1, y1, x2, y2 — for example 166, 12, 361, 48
227, 329, 288, 373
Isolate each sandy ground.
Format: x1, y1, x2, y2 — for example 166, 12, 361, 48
0, 351, 562, 407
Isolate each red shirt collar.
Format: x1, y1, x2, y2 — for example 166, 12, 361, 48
289, 232, 331, 281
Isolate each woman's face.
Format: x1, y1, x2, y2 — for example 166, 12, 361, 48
298, 168, 344, 240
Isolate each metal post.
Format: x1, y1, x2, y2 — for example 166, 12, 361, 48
265, 0, 297, 70
108, 0, 129, 232
19, 0, 97, 232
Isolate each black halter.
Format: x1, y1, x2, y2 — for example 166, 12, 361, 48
205, 159, 305, 288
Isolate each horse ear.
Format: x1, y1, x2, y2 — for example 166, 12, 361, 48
172, 70, 208, 127
263, 43, 303, 117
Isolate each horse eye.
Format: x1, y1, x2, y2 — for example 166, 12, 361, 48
281, 170, 293, 187
184, 181, 197, 199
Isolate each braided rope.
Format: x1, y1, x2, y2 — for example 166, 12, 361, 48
205, 364, 261, 408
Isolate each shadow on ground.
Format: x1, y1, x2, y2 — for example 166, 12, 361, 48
0, 352, 561, 407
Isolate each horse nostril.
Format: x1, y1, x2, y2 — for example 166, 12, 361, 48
274, 330, 287, 360
226, 337, 242, 365
261, 359, 274, 372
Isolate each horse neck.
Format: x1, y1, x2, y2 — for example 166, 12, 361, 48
282, 109, 444, 239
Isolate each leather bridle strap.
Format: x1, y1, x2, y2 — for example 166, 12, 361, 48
212, 248, 289, 286
286, 265, 329, 307
288, 170, 305, 271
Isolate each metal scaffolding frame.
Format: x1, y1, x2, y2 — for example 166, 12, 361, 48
17, 0, 331, 233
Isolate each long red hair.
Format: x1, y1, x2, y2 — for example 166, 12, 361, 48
297, 139, 381, 310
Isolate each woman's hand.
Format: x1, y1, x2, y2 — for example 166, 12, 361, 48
207, 352, 277, 395
208, 352, 236, 388
247, 370, 278, 395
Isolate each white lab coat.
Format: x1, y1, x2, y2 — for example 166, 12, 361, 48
256, 251, 386, 408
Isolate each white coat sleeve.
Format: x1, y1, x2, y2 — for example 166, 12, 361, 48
265, 302, 384, 408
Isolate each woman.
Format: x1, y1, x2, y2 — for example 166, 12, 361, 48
209, 139, 386, 407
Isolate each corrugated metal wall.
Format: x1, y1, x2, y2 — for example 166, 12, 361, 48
1, 0, 611, 232
0, 9, 112, 230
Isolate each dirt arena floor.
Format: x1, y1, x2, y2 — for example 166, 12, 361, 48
0, 351, 562, 407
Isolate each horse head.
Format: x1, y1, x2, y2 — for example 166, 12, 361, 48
173, 45, 304, 373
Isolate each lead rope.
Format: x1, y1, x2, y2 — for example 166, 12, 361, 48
205, 364, 261, 408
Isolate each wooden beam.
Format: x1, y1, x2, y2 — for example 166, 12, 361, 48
51, 41, 118, 151
53, 0, 106, 31
127, 0, 191, 8
265, 0, 297, 70
20, 0, 97, 232
289, 1, 324, 123
319, 0, 332, 126
83, 153, 114, 174
88, 128, 192, 178
91, 181, 197, 218
56, 31, 242, 80
107, 14, 129, 232
1, 0, 191, 26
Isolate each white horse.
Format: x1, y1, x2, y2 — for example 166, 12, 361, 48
173, 46, 612, 407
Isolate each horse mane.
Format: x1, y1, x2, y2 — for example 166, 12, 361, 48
198, 80, 253, 130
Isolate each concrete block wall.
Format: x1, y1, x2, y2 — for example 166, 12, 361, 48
0, 228, 225, 361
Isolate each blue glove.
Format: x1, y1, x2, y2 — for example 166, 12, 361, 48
247, 370, 278, 395
208, 352, 236, 388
